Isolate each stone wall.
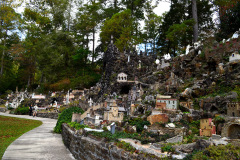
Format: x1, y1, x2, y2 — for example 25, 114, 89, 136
62, 123, 161, 160
36, 112, 58, 119
0, 107, 6, 112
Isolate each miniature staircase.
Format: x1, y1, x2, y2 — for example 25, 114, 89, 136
80, 104, 101, 120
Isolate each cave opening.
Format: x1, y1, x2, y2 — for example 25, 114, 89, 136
228, 124, 240, 139
120, 85, 131, 94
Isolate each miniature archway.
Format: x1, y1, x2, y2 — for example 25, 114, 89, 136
228, 124, 240, 139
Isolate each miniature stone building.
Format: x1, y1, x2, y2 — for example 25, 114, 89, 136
199, 118, 216, 137
104, 98, 116, 108
117, 72, 128, 82
104, 101, 125, 122
229, 51, 240, 62
85, 113, 102, 125
227, 102, 240, 117
156, 94, 178, 110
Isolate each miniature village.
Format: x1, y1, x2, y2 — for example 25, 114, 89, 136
1, 31, 240, 159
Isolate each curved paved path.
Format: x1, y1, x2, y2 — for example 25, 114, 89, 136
0, 112, 75, 160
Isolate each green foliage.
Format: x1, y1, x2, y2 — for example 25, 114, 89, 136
54, 107, 84, 133
200, 50, 205, 59
161, 144, 175, 153
115, 141, 136, 153
192, 144, 240, 160
128, 118, 150, 132
88, 131, 139, 142
166, 19, 194, 45
214, 116, 225, 123
216, 1, 240, 40
100, 9, 141, 52
68, 122, 89, 130
14, 106, 29, 115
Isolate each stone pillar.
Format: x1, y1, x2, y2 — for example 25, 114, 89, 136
71, 113, 81, 123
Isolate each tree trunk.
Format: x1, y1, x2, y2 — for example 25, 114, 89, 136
192, 0, 198, 42
92, 27, 95, 63
0, 35, 6, 76
114, 0, 117, 9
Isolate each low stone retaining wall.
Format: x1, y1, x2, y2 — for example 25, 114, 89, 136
36, 112, 58, 119
62, 123, 161, 160
0, 107, 6, 112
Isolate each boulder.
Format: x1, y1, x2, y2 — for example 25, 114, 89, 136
166, 135, 183, 143
194, 139, 211, 150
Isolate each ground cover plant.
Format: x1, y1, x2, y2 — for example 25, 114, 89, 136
88, 131, 169, 144
191, 144, 240, 160
68, 122, 89, 130
0, 115, 42, 159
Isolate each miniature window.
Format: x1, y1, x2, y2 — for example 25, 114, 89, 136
169, 101, 170, 104
125, 77, 126, 80
173, 101, 175, 104
233, 112, 235, 117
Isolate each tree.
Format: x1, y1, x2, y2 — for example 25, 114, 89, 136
0, 1, 21, 76
157, 0, 213, 56
214, 0, 240, 40
143, 2, 162, 54
100, 9, 142, 52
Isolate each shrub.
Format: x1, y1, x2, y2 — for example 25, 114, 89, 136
88, 131, 139, 142
14, 106, 29, 115
161, 144, 175, 153
115, 141, 136, 153
68, 122, 89, 130
54, 107, 84, 133
192, 144, 240, 160
128, 118, 150, 132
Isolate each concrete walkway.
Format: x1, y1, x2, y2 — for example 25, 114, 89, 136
0, 112, 75, 160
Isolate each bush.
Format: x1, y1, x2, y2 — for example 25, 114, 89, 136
14, 106, 29, 115
128, 118, 150, 132
68, 122, 89, 130
115, 141, 136, 153
54, 107, 84, 133
192, 144, 240, 160
161, 144, 175, 153
88, 131, 139, 142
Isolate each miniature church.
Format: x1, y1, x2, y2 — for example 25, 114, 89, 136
104, 101, 125, 122
117, 72, 128, 82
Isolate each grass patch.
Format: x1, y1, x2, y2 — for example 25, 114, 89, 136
0, 115, 42, 159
